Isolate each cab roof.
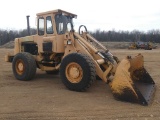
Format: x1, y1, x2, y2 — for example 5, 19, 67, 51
36, 9, 77, 18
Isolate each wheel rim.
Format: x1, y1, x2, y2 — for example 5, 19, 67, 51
65, 62, 83, 83
15, 59, 25, 75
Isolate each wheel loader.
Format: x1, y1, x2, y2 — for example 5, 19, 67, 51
5, 9, 155, 105
128, 41, 153, 50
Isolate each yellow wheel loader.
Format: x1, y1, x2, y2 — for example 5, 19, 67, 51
128, 41, 153, 50
5, 9, 155, 105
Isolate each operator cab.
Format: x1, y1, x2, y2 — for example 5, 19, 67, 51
36, 9, 77, 36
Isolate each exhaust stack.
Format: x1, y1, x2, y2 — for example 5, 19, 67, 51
26, 15, 30, 35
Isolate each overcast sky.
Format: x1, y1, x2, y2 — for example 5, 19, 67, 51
0, 0, 160, 32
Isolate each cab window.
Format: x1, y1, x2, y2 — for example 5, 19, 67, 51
55, 14, 67, 34
46, 16, 53, 34
55, 14, 73, 34
38, 17, 44, 35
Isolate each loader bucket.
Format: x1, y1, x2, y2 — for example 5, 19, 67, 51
110, 54, 155, 105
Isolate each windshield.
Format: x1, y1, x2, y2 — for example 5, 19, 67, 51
55, 14, 74, 34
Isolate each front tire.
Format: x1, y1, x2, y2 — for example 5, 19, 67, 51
60, 53, 96, 91
12, 52, 36, 81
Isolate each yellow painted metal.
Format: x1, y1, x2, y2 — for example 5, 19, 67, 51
96, 59, 105, 65
109, 54, 155, 104
36, 9, 77, 18
74, 32, 98, 53
102, 64, 113, 82
65, 62, 83, 83
110, 58, 137, 96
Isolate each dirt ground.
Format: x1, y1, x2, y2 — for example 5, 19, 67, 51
0, 48, 160, 120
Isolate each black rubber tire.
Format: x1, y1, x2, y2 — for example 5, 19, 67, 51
12, 52, 36, 81
46, 70, 59, 75
60, 53, 96, 91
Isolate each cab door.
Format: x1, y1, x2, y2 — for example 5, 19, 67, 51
36, 15, 56, 53
44, 16, 56, 52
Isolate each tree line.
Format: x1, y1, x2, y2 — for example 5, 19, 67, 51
0, 28, 160, 45
0, 28, 36, 45
91, 29, 160, 43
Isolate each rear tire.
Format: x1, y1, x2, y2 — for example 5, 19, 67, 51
12, 52, 36, 81
60, 53, 96, 91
